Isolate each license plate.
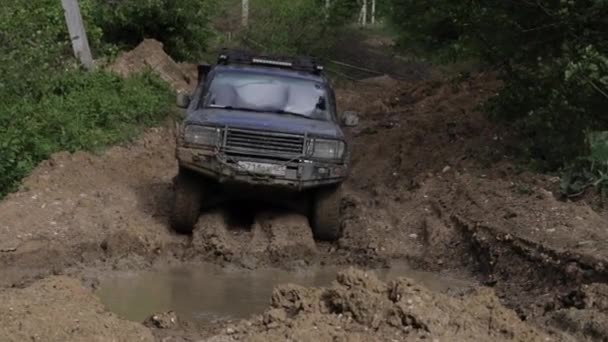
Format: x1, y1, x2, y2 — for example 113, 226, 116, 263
237, 161, 286, 176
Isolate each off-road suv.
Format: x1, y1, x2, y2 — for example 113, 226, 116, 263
171, 50, 358, 241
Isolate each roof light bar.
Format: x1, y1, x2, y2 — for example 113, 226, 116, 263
252, 58, 293, 67
216, 50, 324, 75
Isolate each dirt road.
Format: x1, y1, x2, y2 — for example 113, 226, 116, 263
2, 63, 608, 340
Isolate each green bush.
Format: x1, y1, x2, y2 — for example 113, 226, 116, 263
388, 0, 464, 57
0, 0, 173, 197
0, 0, 102, 103
89, 0, 218, 60
389, 0, 608, 171
0, 71, 172, 197
242, 0, 359, 56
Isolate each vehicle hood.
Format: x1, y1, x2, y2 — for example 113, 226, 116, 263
185, 108, 344, 139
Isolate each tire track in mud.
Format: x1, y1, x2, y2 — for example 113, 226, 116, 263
186, 209, 318, 269
449, 212, 608, 340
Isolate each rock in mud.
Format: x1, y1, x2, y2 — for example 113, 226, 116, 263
144, 311, 180, 329
581, 283, 608, 312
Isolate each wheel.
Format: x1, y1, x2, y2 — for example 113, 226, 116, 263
169, 168, 203, 234
311, 185, 343, 241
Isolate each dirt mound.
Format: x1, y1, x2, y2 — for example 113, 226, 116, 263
0, 126, 180, 286
344, 72, 503, 190
107, 39, 198, 92
333, 73, 505, 264
0, 276, 153, 342
203, 268, 555, 341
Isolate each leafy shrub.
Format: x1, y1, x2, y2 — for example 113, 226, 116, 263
388, 0, 464, 57
0, 71, 172, 197
0, 0, 173, 197
242, 0, 359, 56
389, 0, 608, 171
0, 0, 102, 103
89, 0, 218, 60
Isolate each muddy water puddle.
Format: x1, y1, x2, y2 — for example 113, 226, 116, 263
98, 262, 471, 324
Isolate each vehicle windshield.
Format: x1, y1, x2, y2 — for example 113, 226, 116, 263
202, 70, 330, 120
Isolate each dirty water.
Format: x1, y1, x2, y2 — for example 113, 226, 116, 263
97, 261, 472, 324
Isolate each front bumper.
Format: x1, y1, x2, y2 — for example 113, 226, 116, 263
177, 147, 347, 190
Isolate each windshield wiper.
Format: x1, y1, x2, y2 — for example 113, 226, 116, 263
271, 110, 317, 120
205, 105, 265, 113
206, 105, 320, 120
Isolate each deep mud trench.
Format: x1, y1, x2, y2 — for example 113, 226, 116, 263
454, 214, 608, 327
2, 74, 608, 341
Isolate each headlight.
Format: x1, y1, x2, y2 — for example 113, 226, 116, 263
312, 138, 345, 160
184, 125, 221, 146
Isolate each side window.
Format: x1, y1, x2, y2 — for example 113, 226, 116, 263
197, 71, 216, 109
328, 87, 338, 121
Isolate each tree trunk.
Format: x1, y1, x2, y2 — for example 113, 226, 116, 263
242, 0, 249, 27
360, 0, 367, 26
371, 0, 376, 25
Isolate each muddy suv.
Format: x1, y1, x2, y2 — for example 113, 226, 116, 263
171, 50, 358, 241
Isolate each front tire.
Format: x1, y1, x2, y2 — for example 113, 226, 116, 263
311, 185, 343, 242
169, 168, 203, 234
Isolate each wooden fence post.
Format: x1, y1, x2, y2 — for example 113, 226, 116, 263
61, 0, 94, 70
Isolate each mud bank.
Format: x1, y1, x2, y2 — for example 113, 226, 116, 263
0, 277, 154, 342
197, 268, 562, 342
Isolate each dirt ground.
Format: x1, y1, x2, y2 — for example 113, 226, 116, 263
2, 40, 608, 341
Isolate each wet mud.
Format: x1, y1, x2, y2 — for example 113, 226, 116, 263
1, 71, 608, 341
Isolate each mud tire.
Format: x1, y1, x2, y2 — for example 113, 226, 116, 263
311, 185, 343, 241
169, 168, 203, 234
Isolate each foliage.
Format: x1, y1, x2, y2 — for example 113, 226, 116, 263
560, 131, 608, 197
89, 0, 218, 60
241, 0, 359, 56
0, 0, 102, 103
388, 0, 463, 58
389, 0, 608, 172
0, 70, 172, 197
327, 0, 361, 27
0, 1, 173, 197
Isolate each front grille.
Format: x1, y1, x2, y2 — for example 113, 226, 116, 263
223, 128, 305, 158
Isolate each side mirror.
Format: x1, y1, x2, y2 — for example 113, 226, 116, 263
340, 111, 359, 127
176, 92, 191, 109
197, 64, 211, 83
316, 96, 327, 111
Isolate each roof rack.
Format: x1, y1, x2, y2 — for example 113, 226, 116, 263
216, 49, 324, 75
